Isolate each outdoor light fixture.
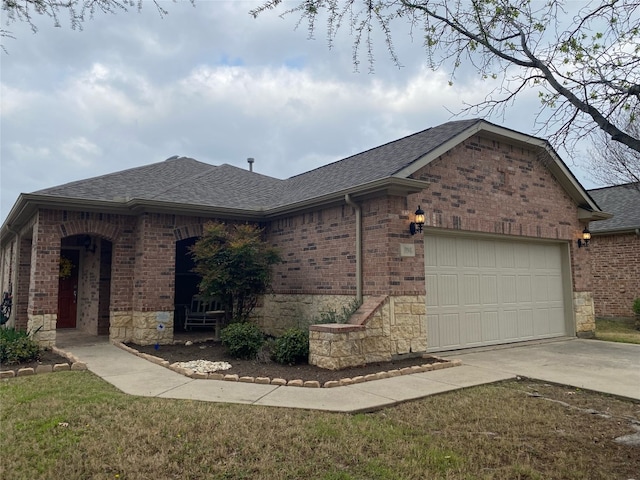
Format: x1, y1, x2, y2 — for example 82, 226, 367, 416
410, 206, 425, 235
577, 227, 591, 248
83, 235, 96, 254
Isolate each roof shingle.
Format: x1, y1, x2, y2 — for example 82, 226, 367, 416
33, 119, 482, 211
588, 183, 640, 232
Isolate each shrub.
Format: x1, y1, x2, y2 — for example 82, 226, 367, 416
633, 298, 640, 315
0, 327, 41, 365
220, 322, 265, 360
272, 328, 309, 365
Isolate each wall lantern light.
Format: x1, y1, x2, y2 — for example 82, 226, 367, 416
83, 235, 96, 254
410, 206, 425, 235
577, 227, 591, 248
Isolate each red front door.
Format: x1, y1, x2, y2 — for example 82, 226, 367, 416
57, 249, 79, 329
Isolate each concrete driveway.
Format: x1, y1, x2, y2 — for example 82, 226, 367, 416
441, 338, 640, 401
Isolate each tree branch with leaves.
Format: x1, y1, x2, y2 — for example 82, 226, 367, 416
1, 0, 192, 48
190, 222, 281, 323
252, 0, 640, 183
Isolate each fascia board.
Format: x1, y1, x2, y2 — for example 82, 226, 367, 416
577, 207, 613, 221
262, 178, 428, 219
126, 199, 263, 221
393, 122, 485, 179
1, 177, 429, 244
591, 227, 640, 235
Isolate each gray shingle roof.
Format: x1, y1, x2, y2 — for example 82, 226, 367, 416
36, 156, 213, 202
276, 119, 482, 207
588, 183, 640, 232
33, 119, 482, 211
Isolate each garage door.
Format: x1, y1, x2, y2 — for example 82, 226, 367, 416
425, 235, 568, 352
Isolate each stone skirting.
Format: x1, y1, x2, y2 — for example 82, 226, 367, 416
27, 313, 57, 347
109, 310, 134, 343
110, 310, 174, 345
132, 311, 174, 345
309, 295, 427, 370
574, 291, 596, 338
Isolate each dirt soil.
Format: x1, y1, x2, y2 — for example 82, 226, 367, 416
129, 340, 446, 384
1, 349, 71, 373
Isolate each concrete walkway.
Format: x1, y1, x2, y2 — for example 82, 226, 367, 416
59, 337, 640, 412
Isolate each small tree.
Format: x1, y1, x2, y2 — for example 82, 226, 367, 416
191, 222, 281, 322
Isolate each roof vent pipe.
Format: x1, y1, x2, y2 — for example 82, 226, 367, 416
247, 157, 255, 172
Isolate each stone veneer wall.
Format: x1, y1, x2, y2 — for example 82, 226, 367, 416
132, 311, 174, 345
256, 294, 359, 336
109, 310, 174, 345
309, 295, 427, 370
574, 291, 596, 338
27, 313, 57, 347
110, 311, 133, 343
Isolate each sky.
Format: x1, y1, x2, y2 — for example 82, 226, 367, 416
0, 0, 602, 223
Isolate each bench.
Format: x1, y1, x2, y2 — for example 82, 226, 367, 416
184, 296, 227, 340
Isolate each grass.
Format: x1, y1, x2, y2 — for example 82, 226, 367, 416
2, 373, 639, 479
595, 317, 640, 344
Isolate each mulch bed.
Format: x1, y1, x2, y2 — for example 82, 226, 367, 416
128, 340, 447, 384
1, 349, 71, 374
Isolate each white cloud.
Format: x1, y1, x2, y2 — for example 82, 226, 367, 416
58, 137, 103, 167
0, 0, 601, 223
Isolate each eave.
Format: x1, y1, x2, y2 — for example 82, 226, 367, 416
1, 178, 429, 245
577, 207, 613, 222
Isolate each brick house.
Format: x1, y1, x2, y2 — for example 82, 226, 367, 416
0, 119, 610, 369
587, 183, 640, 318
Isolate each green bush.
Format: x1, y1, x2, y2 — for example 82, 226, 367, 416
272, 328, 309, 365
633, 298, 640, 315
0, 327, 41, 365
220, 322, 265, 360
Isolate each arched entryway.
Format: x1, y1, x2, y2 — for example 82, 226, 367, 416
58, 234, 113, 336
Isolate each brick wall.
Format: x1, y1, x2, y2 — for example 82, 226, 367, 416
98, 239, 112, 335
408, 135, 589, 290
132, 213, 176, 312
0, 240, 13, 300
15, 236, 32, 330
267, 198, 425, 297
591, 233, 640, 317
361, 196, 425, 296
268, 205, 357, 295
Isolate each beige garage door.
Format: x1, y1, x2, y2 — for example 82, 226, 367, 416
425, 235, 568, 352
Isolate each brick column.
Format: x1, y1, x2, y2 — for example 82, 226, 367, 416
109, 226, 136, 342
27, 216, 60, 346
14, 235, 32, 330
130, 214, 176, 345
571, 224, 595, 337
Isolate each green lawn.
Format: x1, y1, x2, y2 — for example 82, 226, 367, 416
1, 372, 639, 479
595, 317, 640, 344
